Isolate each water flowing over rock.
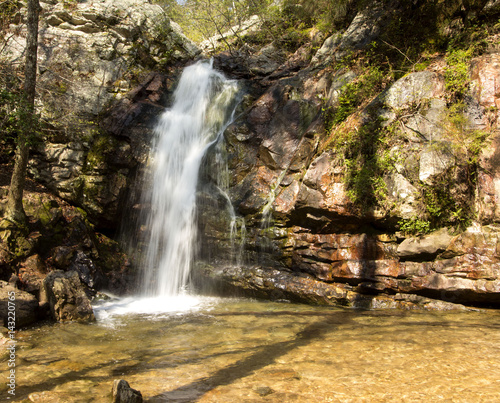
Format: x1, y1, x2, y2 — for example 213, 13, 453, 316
139, 61, 240, 296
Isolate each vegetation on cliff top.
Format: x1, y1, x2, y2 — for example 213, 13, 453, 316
156, 0, 498, 235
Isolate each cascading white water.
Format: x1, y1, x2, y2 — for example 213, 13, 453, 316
141, 60, 239, 297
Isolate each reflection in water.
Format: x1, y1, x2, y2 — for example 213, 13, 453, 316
7, 299, 500, 402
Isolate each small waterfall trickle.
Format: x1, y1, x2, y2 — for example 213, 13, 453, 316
140, 60, 240, 297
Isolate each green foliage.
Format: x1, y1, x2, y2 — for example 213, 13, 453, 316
333, 66, 385, 125
444, 49, 473, 100
398, 217, 431, 235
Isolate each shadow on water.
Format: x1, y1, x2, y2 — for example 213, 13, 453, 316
14, 307, 497, 401
13, 310, 350, 400
147, 310, 354, 402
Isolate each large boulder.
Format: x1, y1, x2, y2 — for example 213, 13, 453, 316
43, 270, 95, 322
0, 281, 40, 328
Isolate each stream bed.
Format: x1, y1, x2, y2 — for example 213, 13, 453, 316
3, 297, 500, 402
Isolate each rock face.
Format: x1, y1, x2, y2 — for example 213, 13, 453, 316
43, 270, 95, 322
195, 1, 500, 309
3, 0, 199, 229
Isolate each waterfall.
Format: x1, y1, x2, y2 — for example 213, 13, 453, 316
140, 60, 239, 297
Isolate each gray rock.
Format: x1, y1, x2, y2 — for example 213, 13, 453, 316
403, 98, 448, 142
334, 5, 386, 61
397, 228, 454, 260
325, 70, 357, 106
382, 71, 445, 110
112, 380, 143, 403
418, 144, 454, 184
43, 270, 95, 322
311, 33, 342, 67
0, 281, 39, 328
384, 172, 419, 219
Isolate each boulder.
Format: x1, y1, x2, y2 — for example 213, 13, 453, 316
381, 71, 445, 111
43, 270, 95, 322
112, 380, 143, 403
18, 254, 47, 297
0, 281, 39, 328
418, 144, 455, 184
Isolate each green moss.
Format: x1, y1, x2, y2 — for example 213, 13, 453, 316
332, 66, 385, 125
444, 49, 473, 101
84, 134, 117, 173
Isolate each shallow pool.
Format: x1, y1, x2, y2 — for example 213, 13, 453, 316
3, 296, 500, 402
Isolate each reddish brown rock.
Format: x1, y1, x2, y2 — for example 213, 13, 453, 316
18, 255, 47, 296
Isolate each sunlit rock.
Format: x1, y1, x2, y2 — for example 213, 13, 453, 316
396, 228, 454, 261
43, 270, 95, 322
0, 281, 39, 328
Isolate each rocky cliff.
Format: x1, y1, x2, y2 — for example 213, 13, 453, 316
2, 0, 500, 322
4, 0, 199, 228
195, 0, 500, 309
0, 0, 199, 326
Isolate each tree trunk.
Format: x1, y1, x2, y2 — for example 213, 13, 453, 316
5, 0, 40, 224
